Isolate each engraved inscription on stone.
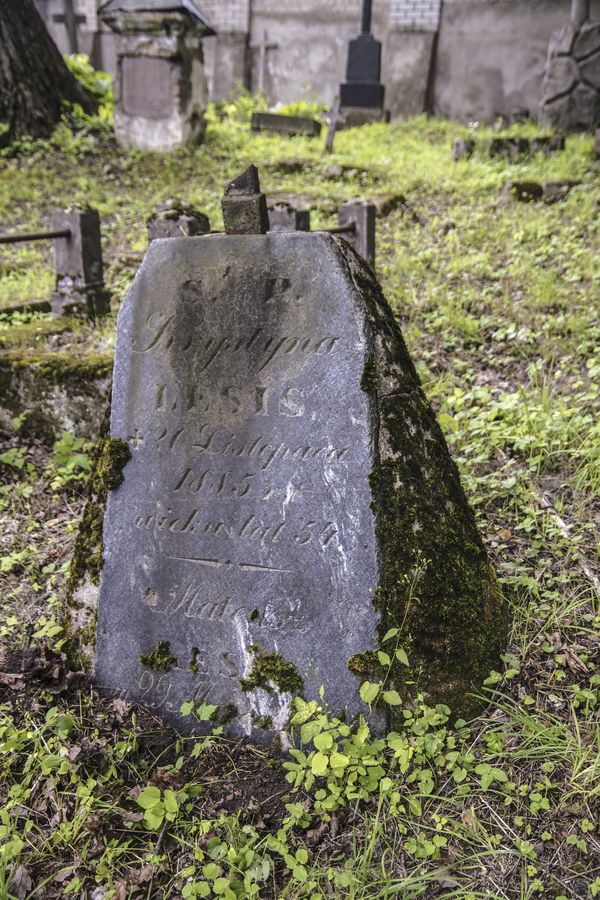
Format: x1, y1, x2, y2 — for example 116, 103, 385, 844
121, 56, 174, 120
95, 233, 380, 741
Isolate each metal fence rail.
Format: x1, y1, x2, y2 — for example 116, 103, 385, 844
0, 228, 71, 246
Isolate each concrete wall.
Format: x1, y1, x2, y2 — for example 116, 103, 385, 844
34, 0, 600, 125
247, 0, 363, 105
434, 0, 600, 122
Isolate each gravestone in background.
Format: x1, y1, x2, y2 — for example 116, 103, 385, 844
94, 182, 506, 743
338, 0, 386, 127
98, 0, 215, 152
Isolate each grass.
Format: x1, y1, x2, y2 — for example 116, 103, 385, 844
0, 102, 598, 898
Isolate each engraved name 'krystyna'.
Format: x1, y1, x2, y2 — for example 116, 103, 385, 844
131, 315, 341, 373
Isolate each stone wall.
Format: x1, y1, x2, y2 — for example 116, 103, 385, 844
434, 0, 600, 123
36, 0, 600, 124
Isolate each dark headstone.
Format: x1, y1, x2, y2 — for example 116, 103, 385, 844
147, 202, 210, 241
51, 208, 110, 319
222, 166, 269, 235
251, 112, 322, 138
268, 202, 311, 233
595, 127, 600, 158
94, 228, 506, 742
340, 31, 385, 111
452, 139, 475, 161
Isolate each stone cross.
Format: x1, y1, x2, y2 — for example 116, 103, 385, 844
52, 0, 86, 54
362, 0, 373, 33
325, 97, 347, 153
92, 167, 506, 744
251, 30, 279, 94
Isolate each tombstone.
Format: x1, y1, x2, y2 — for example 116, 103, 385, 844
540, 0, 600, 131
531, 135, 566, 155
452, 139, 475, 161
91, 168, 506, 743
251, 112, 322, 139
489, 137, 531, 161
268, 202, 311, 233
338, 0, 386, 126
595, 127, 600, 158
51, 208, 110, 319
147, 202, 210, 242
98, 0, 215, 152
337, 199, 376, 269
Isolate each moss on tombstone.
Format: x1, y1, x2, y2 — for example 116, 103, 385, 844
338, 238, 508, 724
140, 641, 178, 672
215, 704, 238, 726
63, 411, 131, 669
347, 649, 385, 679
0, 318, 74, 349
252, 715, 273, 731
66, 432, 131, 594
0, 349, 112, 380
360, 355, 378, 393
240, 645, 304, 695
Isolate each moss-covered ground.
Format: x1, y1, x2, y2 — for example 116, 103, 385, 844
0, 102, 598, 898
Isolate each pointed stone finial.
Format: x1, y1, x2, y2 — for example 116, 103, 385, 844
222, 165, 269, 234
225, 164, 262, 195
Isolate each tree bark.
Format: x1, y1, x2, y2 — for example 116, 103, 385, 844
0, 0, 97, 146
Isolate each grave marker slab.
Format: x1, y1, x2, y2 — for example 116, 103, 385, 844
99, 0, 214, 152
251, 112, 322, 138
95, 225, 506, 742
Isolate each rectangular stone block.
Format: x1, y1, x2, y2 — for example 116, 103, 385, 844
251, 112, 322, 138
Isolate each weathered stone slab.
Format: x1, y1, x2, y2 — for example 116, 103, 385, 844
122, 56, 174, 120
251, 112, 322, 138
95, 232, 506, 742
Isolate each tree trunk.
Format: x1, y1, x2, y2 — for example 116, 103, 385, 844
0, 0, 97, 146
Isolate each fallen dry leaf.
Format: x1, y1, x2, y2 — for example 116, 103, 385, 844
10, 866, 32, 900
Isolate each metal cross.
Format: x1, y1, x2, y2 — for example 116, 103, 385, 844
52, 0, 86, 54
251, 30, 279, 94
